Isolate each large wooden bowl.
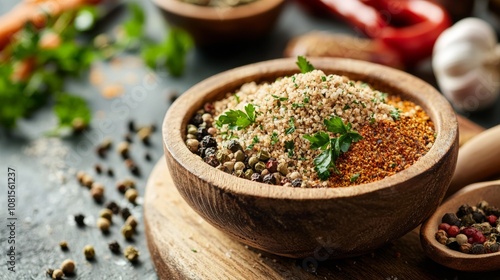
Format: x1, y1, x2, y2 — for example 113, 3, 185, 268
151, 0, 285, 46
162, 58, 459, 258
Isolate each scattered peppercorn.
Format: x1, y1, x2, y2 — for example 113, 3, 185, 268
105, 201, 120, 215
90, 183, 105, 202
59, 241, 69, 251
125, 188, 138, 203
145, 152, 152, 161
100, 208, 113, 222
121, 224, 134, 240
94, 164, 103, 174
121, 207, 131, 220
74, 214, 85, 227
107, 168, 115, 177
83, 245, 95, 260
124, 246, 139, 262
124, 159, 140, 176
125, 215, 138, 230
97, 217, 111, 233
108, 241, 121, 254
60, 259, 76, 274
46, 268, 54, 277
117, 142, 130, 158
52, 268, 64, 279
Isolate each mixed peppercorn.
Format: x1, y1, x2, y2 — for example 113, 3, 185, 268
435, 201, 500, 254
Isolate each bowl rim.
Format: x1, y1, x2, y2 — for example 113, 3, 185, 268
151, 0, 285, 21
163, 57, 458, 200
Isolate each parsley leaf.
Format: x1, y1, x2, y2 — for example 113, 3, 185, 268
303, 117, 362, 180
216, 104, 257, 130
54, 93, 92, 129
284, 140, 295, 157
296, 56, 315, 73
271, 132, 279, 145
390, 108, 401, 120
285, 117, 295, 135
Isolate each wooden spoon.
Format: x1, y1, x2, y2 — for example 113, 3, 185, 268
420, 180, 500, 272
447, 124, 500, 197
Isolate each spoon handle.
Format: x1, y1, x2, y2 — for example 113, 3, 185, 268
447, 124, 500, 197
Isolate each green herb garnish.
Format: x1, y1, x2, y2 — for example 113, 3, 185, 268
247, 136, 260, 150
285, 117, 296, 135
216, 104, 256, 130
350, 173, 360, 182
285, 140, 295, 157
390, 108, 401, 120
303, 116, 362, 180
296, 56, 315, 73
271, 132, 279, 145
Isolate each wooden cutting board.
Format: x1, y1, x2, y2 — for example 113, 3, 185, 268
144, 116, 493, 280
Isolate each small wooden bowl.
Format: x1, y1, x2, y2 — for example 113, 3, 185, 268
162, 58, 459, 258
420, 180, 500, 272
151, 0, 285, 46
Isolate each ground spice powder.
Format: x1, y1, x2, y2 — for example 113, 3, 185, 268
189, 70, 435, 188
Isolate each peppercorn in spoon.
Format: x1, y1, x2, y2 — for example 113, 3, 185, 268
420, 180, 500, 272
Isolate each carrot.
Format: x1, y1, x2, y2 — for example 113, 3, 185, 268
0, 0, 102, 50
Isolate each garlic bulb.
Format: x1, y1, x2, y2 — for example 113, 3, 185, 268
432, 18, 500, 111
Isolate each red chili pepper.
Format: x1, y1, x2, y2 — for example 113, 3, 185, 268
297, 0, 451, 66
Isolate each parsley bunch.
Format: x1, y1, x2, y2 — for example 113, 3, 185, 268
215, 104, 256, 130
303, 116, 362, 180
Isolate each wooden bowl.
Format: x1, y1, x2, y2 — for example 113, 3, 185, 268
420, 180, 500, 272
151, 0, 285, 46
162, 58, 459, 258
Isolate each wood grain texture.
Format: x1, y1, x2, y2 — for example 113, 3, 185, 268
420, 180, 500, 272
161, 58, 459, 258
448, 125, 500, 197
152, 0, 285, 46
144, 159, 500, 279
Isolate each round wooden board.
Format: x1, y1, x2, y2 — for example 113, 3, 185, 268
143, 157, 498, 280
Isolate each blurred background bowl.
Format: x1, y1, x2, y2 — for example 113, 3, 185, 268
152, 0, 285, 47
162, 57, 459, 258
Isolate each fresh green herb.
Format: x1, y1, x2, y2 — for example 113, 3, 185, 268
296, 56, 315, 73
191, 249, 198, 253
272, 95, 288, 101
342, 104, 351, 111
53, 94, 91, 130
350, 173, 360, 182
285, 117, 295, 135
321, 76, 327, 82
141, 28, 193, 76
247, 136, 260, 150
292, 103, 304, 109
303, 116, 362, 180
234, 94, 240, 103
271, 132, 279, 145
303, 95, 310, 104
216, 104, 256, 130
390, 108, 401, 120
284, 140, 295, 157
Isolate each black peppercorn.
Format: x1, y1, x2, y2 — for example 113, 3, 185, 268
74, 214, 85, 227
456, 204, 473, 218
190, 113, 203, 126
472, 211, 485, 223
470, 244, 486, 254
250, 173, 262, 182
105, 201, 120, 214
441, 213, 461, 227
128, 120, 136, 132
46, 268, 54, 277
446, 239, 460, 251
227, 140, 243, 152
121, 207, 131, 220
108, 241, 121, 254
145, 153, 152, 161
94, 164, 103, 174
200, 135, 217, 148
107, 168, 114, 177
197, 127, 209, 141
204, 155, 220, 167
262, 174, 277, 185
291, 179, 302, 188
461, 214, 475, 227
203, 147, 217, 158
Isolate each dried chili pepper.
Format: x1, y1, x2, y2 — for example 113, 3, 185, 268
297, 0, 451, 66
